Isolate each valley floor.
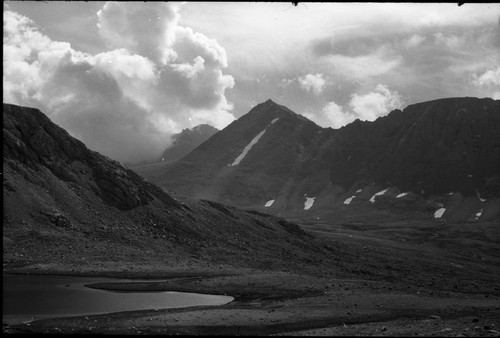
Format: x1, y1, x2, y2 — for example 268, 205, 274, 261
3, 220, 500, 336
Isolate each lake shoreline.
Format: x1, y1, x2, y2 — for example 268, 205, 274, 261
4, 265, 500, 336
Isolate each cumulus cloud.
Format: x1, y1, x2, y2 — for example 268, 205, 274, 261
472, 67, 500, 87
304, 101, 356, 129
304, 84, 404, 129
298, 73, 326, 95
3, 2, 235, 163
349, 84, 404, 121
97, 2, 179, 65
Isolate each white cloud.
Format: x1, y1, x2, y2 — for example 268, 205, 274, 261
349, 84, 404, 122
327, 50, 403, 80
97, 2, 180, 65
304, 101, 355, 129
472, 67, 500, 87
3, 3, 236, 163
304, 84, 404, 129
298, 73, 326, 95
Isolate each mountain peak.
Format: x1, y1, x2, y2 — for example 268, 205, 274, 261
249, 99, 311, 123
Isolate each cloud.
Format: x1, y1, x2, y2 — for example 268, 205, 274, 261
97, 2, 180, 65
3, 3, 235, 164
404, 34, 426, 49
349, 84, 404, 121
472, 67, 500, 87
303, 84, 404, 129
298, 73, 326, 95
304, 101, 356, 129
279, 78, 295, 88
322, 46, 403, 81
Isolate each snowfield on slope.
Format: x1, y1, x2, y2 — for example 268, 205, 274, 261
304, 196, 316, 210
265, 199, 275, 207
370, 189, 388, 203
434, 208, 446, 218
344, 196, 355, 205
230, 118, 279, 166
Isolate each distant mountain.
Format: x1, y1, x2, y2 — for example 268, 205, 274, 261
2, 103, 337, 270
161, 124, 219, 162
134, 98, 500, 222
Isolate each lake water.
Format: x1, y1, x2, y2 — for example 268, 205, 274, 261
3, 274, 234, 324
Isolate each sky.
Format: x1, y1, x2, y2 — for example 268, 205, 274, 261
4, 1, 500, 163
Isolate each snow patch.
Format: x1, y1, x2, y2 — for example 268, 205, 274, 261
475, 209, 483, 220
434, 208, 446, 219
230, 118, 280, 166
396, 192, 408, 198
369, 189, 388, 203
304, 197, 316, 210
356, 189, 362, 193
265, 199, 275, 207
344, 196, 355, 205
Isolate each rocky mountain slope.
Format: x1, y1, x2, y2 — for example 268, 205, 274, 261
133, 97, 500, 222
2, 103, 338, 270
161, 124, 219, 162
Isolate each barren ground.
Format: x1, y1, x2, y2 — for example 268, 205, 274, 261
3, 219, 500, 336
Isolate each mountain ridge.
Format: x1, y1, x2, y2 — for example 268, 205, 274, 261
134, 96, 500, 222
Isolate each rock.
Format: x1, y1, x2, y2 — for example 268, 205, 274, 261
40, 211, 71, 228
430, 315, 441, 320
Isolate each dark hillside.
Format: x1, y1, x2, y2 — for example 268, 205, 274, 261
328, 97, 500, 197
2, 103, 338, 271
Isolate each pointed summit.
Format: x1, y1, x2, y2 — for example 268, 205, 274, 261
245, 99, 315, 126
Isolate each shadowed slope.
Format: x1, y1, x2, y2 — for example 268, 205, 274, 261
2, 103, 338, 271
